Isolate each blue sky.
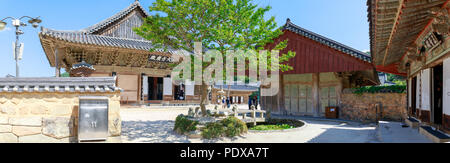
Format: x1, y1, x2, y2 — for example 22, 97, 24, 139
0, 0, 370, 77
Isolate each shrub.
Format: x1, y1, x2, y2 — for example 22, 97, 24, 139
201, 117, 248, 139
352, 85, 406, 95
174, 115, 199, 134
202, 122, 224, 139
222, 117, 248, 137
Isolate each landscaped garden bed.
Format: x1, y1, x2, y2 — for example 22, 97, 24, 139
174, 113, 248, 139
247, 119, 305, 132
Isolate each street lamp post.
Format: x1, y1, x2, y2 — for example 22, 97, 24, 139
0, 16, 42, 78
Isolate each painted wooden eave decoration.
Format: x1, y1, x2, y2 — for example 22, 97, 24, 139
368, 0, 448, 76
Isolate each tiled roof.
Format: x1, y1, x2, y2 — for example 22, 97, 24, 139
71, 61, 95, 71
40, 27, 177, 60
81, 0, 150, 34
0, 77, 122, 93
283, 19, 371, 63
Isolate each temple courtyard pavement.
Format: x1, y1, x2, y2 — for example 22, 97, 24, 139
120, 106, 431, 143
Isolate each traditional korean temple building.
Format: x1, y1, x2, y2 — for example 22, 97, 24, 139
38, 1, 260, 106
368, 0, 450, 135
38, 1, 193, 105
262, 19, 380, 117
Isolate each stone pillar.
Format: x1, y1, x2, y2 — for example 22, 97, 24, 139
312, 73, 320, 117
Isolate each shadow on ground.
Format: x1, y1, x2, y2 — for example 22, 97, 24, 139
122, 120, 191, 143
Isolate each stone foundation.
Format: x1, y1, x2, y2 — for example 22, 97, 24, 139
340, 93, 407, 123
0, 93, 121, 143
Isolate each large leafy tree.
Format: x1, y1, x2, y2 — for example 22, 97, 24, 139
135, 0, 295, 116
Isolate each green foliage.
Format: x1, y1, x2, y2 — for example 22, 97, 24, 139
134, 0, 296, 74
221, 116, 248, 137
174, 115, 199, 134
250, 124, 294, 131
60, 72, 70, 77
201, 116, 248, 139
352, 85, 406, 95
202, 122, 225, 139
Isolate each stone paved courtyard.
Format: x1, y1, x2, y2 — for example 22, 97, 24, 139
120, 107, 431, 143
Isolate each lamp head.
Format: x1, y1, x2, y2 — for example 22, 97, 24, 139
0, 21, 7, 31
28, 18, 42, 28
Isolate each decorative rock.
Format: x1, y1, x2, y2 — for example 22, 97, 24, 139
187, 130, 202, 139
18, 134, 69, 143
0, 125, 12, 133
42, 117, 74, 139
9, 117, 42, 127
188, 108, 194, 117
194, 107, 200, 117
0, 133, 18, 143
12, 126, 41, 137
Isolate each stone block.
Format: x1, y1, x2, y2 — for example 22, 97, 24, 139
50, 105, 73, 116
30, 105, 49, 115
18, 134, 69, 143
108, 116, 121, 136
17, 106, 30, 115
0, 125, 12, 133
12, 126, 42, 137
0, 106, 16, 115
0, 116, 7, 124
9, 117, 42, 127
0, 133, 18, 143
42, 117, 74, 139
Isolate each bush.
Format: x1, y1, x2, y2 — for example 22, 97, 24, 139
201, 117, 248, 139
222, 117, 248, 137
352, 85, 406, 95
174, 115, 199, 134
202, 122, 224, 139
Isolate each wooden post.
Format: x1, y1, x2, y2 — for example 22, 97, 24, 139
55, 48, 60, 77
312, 73, 320, 117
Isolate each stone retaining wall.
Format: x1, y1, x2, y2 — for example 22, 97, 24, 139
0, 93, 121, 143
340, 92, 407, 123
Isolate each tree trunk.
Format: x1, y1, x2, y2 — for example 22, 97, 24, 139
200, 81, 209, 116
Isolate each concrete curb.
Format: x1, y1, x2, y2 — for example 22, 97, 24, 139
271, 115, 363, 126
248, 120, 308, 133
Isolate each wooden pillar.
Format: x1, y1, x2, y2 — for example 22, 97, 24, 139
55, 48, 60, 77
312, 73, 320, 117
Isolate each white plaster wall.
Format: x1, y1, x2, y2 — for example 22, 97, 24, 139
142, 75, 148, 96
421, 69, 431, 111
185, 80, 195, 96
443, 58, 450, 115
416, 73, 421, 109
163, 78, 172, 95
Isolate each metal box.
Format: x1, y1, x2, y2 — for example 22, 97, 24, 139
78, 96, 109, 142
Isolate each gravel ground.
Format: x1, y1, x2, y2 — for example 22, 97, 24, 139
120, 107, 429, 143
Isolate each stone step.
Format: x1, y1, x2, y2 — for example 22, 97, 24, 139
419, 126, 450, 143
405, 117, 420, 128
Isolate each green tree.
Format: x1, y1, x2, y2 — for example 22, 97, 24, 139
135, 0, 295, 116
